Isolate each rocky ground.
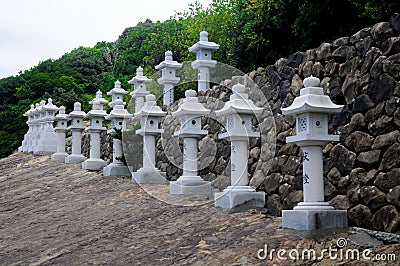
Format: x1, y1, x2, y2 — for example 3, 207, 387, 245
0, 153, 398, 265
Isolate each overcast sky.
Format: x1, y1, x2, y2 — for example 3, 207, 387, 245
0, 0, 212, 78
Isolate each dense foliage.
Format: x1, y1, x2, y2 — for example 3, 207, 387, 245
0, 0, 398, 158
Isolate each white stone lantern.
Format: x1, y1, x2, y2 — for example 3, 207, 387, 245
65, 102, 87, 164
170, 90, 212, 194
25, 104, 36, 153
19, 104, 35, 152
51, 106, 69, 162
132, 94, 167, 183
33, 100, 46, 154
189, 31, 220, 92
214, 84, 265, 209
30, 103, 40, 153
37, 99, 58, 154
281, 76, 346, 230
107, 80, 128, 108
129, 66, 151, 113
155, 51, 183, 105
82, 97, 108, 171
103, 99, 133, 176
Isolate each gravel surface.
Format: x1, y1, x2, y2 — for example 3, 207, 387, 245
0, 153, 398, 265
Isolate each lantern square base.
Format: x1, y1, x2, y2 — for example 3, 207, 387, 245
170, 177, 212, 195
132, 168, 167, 184
34, 146, 57, 155
65, 154, 87, 164
51, 152, 68, 162
103, 163, 132, 177
282, 209, 348, 230
214, 190, 265, 209
82, 158, 107, 171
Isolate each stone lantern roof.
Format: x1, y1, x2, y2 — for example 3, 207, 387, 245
215, 84, 263, 116
55, 106, 69, 121
107, 80, 128, 97
32, 103, 40, 115
172, 90, 211, 117
155, 51, 183, 70
281, 76, 343, 115
68, 102, 86, 119
105, 99, 133, 120
24, 104, 35, 117
134, 94, 166, 118
86, 100, 107, 118
89, 90, 108, 107
128, 66, 151, 85
189, 31, 220, 53
43, 98, 59, 112
36, 100, 46, 113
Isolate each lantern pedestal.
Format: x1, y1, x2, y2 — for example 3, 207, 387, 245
82, 130, 107, 170
282, 209, 348, 230
214, 186, 265, 209
170, 136, 212, 194
103, 138, 131, 176
51, 153, 69, 162
82, 159, 107, 171
65, 154, 86, 164
50, 129, 68, 162
65, 128, 86, 163
132, 132, 167, 184
169, 136, 212, 193
132, 169, 167, 184
103, 163, 132, 177
37, 133, 57, 154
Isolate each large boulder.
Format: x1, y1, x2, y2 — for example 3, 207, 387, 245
348, 204, 372, 227
330, 144, 356, 175
371, 205, 399, 233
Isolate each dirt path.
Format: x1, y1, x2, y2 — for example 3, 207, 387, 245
0, 153, 398, 265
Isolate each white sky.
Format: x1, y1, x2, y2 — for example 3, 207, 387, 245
0, 0, 213, 78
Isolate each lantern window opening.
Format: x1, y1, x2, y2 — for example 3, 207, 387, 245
298, 116, 308, 132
